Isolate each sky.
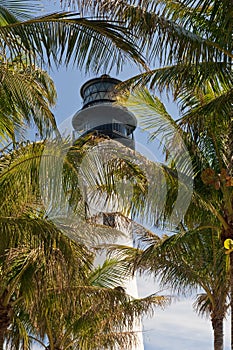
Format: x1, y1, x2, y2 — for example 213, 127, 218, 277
31, 1, 232, 349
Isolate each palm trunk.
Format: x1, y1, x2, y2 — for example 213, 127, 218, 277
211, 315, 224, 350
0, 299, 11, 350
221, 227, 233, 349
230, 252, 233, 350
0, 333, 4, 350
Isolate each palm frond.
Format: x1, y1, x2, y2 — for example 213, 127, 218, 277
0, 5, 18, 26
0, 12, 146, 72
1, 0, 42, 21
118, 88, 193, 228
88, 258, 129, 288
119, 61, 233, 98
180, 87, 233, 133
73, 0, 233, 65
193, 293, 212, 318
133, 229, 229, 311
0, 60, 57, 139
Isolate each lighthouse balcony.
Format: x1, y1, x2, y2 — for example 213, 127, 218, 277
73, 123, 135, 149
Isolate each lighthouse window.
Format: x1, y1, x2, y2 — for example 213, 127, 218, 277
98, 124, 111, 131
83, 82, 117, 105
113, 122, 127, 136
103, 213, 115, 227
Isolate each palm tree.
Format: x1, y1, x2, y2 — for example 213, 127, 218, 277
0, 224, 93, 350
135, 230, 229, 350
0, 140, 93, 348
28, 257, 166, 350
0, 138, 169, 349
112, 87, 232, 349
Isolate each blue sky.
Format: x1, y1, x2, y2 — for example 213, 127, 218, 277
32, 1, 232, 349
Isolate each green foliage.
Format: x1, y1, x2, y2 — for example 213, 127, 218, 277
0, 60, 57, 141
0, 138, 168, 349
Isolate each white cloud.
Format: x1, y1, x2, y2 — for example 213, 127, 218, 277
136, 274, 230, 350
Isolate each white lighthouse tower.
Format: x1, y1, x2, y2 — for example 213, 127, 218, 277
72, 74, 144, 350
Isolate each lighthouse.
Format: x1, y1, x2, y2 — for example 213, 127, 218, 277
72, 74, 144, 350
